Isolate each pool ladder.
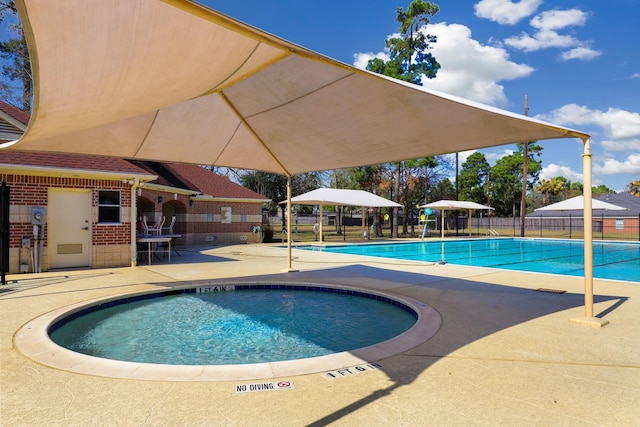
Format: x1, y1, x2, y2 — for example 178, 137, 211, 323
281, 229, 298, 247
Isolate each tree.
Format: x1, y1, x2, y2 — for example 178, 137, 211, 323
489, 143, 543, 216
0, 1, 31, 111
350, 165, 388, 237
399, 157, 439, 235
628, 180, 640, 197
459, 152, 490, 205
366, 0, 441, 237
366, 0, 440, 84
592, 184, 615, 197
535, 177, 565, 205
239, 171, 322, 227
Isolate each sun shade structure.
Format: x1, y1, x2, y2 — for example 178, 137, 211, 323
418, 200, 494, 238
289, 188, 402, 208
284, 188, 402, 241
5, 0, 601, 325
534, 196, 627, 212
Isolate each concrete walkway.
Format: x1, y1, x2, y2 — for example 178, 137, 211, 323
2, 243, 639, 426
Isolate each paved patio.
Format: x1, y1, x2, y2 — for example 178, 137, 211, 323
2, 243, 639, 426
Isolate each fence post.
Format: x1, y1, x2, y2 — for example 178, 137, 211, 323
569, 214, 572, 239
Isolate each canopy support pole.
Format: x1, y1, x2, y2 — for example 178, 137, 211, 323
130, 178, 139, 267
319, 204, 324, 242
571, 138, 608, 327
441, 211, 445, 239
284, 175, 298, 272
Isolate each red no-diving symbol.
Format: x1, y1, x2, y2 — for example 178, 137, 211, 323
277, 381, 291, 388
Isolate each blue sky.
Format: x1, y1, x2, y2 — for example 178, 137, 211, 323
206, 0, 639, 192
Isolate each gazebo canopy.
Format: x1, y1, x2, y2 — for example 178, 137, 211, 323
418, 200, 493, 238
288, 188, 402, 208
419, 200, 494, 211
284, 188, 401, 242
534, 196, 627, 213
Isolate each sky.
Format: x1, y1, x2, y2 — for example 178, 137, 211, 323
205, 0, 639, 192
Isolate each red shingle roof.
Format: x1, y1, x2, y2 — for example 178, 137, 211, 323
164, 163, 267, 200
0, 102, 29, 125
0, 150, 152, 175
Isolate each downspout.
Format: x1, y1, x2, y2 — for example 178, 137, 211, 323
130, 178, 139, 267
572, 137, 608, 327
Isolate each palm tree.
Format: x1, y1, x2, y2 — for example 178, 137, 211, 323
536, 177, 564, 204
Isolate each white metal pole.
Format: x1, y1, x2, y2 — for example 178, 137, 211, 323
286, 176, 293, 271
573, 138, 608, 327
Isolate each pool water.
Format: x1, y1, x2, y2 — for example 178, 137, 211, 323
306, 238, 640, 282
49, 287, 417, 365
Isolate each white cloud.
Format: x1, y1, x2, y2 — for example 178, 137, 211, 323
530, 9, 588, 31
540, 163, 583, 182
484, 148, 515, 164
352, 51, 387, 70
474, 0, 542, 25
600, 139, 640, 152
541, 104, 640, 141
502, 8, 600, 61
353, 23, 534, 106
539, 105, 640, 182
505, 30, 577, 51
560, 46, 601, 61
631, 73, 640, 80
593, 154, 640, 175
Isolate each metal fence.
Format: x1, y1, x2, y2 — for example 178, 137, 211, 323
458, 214, 640, 241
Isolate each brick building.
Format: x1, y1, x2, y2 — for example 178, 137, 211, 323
0, 102, 268, 273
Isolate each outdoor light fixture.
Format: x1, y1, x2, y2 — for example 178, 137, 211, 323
157, 196, 163, 204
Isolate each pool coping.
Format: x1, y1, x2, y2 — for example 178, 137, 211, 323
14, 280, 442, 382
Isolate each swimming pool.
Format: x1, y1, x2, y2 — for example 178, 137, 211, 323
304, 238, 640, 283
49, 284, 417, 365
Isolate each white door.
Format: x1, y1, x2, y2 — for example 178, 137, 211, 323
48, 189, 91, 268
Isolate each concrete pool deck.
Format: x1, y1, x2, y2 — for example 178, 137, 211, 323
2, 242, 639, 426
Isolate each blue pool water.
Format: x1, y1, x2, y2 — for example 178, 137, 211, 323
49, 286, 417, 365
304, 238, 640, 283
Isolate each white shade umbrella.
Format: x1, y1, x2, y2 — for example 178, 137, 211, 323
284, 188, 401, 241
534, 196, 627, 212
418, 200, 494, 238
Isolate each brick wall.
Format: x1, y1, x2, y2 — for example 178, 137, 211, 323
1, 173, 132, 272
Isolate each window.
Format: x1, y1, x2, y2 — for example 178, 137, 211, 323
616, 219, 624, 230
98, 190, 121, 223
221, 207, 232, 224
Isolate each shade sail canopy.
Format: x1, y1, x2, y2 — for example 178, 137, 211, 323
419, 200, 494, 210
418, 200, 493, 238
287, 188, 402, 207
534, 196, 627, 212
5, 0, 590, 177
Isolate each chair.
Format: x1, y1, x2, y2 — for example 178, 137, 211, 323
149, 216, 165, 235
160, 216, 180, 257
140, 216, 150, 236
166, 215, 176, 235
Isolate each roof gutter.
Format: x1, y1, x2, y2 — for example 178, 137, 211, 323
0, 163, 156, 183
190, 195, 270, 204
